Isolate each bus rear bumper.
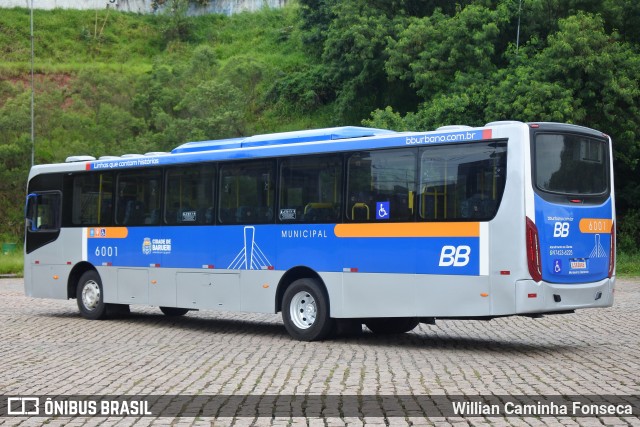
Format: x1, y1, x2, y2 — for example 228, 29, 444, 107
515, 277, 615, 314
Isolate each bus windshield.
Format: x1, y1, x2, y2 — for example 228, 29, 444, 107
534, 133, 608, 196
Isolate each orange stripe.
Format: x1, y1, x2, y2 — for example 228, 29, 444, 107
86, 227, 129, 238
334, 222, 479, 238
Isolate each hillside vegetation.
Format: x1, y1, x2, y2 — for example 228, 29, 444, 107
1, 0, 639, 256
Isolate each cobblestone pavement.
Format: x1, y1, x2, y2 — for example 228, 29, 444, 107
0, 277, 639, 426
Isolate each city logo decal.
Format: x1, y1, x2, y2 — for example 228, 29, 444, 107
142, 237, 152, 255
141, 237, 172, 255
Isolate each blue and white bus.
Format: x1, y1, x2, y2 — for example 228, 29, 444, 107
24, 121, 616, 341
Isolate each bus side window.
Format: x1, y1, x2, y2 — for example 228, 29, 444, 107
279, 155, 342, 223
347, 149, 416, 222
419, 143, 507, 221
25, 192, 61, 232
123, 200, 145, 225
164, 165, 215, 225
116, 170, 161, 226
71, 172, 113, 226
219, 160, 275, 225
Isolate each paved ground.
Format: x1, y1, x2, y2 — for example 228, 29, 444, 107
0, 277, 639, 426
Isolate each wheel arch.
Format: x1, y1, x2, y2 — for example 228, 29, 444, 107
67, 262, 98, 299
275, 266, 325, 313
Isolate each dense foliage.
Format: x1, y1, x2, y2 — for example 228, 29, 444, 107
0, 0, 639, 251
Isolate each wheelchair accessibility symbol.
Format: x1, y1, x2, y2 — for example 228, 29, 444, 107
553, 259, 562, 274
376, 201, 390, 220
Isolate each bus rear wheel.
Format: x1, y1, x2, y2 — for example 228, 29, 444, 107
364, 317, 419, 334
160, 307, 189, 316
77, 270, 107, 320
282, 278, 334, 341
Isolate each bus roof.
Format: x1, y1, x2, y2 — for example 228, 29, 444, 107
34, 121, 577, 179
170, 126, 396, 154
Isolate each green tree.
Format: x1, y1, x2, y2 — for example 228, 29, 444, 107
175, 79, 247, 139
320, 0, 398, 122
220, 56, 269, 113
0, 137, 30, 238
158, 0, 194, 44
386, 4, 508, 99
488, 13, 640, 209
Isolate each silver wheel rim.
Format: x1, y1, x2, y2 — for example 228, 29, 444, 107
81, 280, 101, 311
289, 291, 317, 330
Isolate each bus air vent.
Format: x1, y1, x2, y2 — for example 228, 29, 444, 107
65, 155, 96, 163
485, 120, 523, 127
435, 125, 472, 131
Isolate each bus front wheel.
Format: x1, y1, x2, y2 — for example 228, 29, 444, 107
364, 317, 419, 334
282, 278, 334, 341
76, 270, 107, 320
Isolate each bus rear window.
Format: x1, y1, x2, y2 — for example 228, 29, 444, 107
535, 134, 608, 195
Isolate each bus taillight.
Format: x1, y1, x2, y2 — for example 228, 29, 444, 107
608, 221, 615, 278
526, 217, 542, 282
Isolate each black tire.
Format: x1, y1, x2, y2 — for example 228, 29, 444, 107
76, 270, 108, 320
364, 317, 419, 334
282, 278, 334, 341
160, 306, 189, 316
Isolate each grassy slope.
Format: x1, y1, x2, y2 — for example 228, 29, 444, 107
1, 8, 161, 73
0, 4, 334, 137
1, 5, 312, 73
0, 252, 22, 276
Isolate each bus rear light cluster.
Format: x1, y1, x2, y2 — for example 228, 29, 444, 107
526, 217, 542, 282
608, 221, 615, 278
